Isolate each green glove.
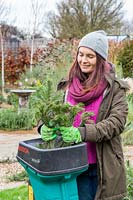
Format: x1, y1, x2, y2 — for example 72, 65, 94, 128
40, 125, 57, 141
60, 126, 82, 144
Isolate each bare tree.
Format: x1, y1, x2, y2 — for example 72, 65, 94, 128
45, 11, 58, 38
0, 0, 10, 95
29, 0, 47, 72
47, 0, 124, 39
121, 18, 133, 35
87, 0, 123, 32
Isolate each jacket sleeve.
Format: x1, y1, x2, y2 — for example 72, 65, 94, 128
84, 87, 128, 142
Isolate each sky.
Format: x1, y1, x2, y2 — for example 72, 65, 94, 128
3, 0, 133, 36
5, 0, 60, 32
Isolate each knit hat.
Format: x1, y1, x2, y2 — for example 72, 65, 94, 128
78, 30, 108, 60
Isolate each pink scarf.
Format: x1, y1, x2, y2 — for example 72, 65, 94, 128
68, 77, 108, 105
67, 77, 107, 164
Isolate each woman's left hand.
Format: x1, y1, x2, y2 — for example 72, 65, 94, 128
60, 126, 82, 144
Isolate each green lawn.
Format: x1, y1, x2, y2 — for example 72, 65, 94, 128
0, 185, 28, 200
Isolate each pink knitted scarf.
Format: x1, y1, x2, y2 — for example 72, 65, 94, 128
68, 77, 108, 105
67, 77, 107, 164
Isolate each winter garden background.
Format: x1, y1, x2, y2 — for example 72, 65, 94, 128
0, 0, 132, 199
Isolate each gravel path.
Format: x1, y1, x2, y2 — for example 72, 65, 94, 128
0, 162, 26, 190
0, 128, 39, 191
0, 128, 39, 162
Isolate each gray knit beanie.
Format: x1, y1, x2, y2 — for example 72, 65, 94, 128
78, 30, 108, 60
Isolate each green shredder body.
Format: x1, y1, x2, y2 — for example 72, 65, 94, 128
17, 138, 88, 200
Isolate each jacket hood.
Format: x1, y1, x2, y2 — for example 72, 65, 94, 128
105, 62, 129, 90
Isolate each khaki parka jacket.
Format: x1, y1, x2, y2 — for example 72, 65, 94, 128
57, 68, 129, 200
83, 70, 129, 200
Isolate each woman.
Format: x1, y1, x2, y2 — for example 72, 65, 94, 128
57, 30, 129, 200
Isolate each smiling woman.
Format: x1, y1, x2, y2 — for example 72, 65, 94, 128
57, 30, 129, 200
77, 47, 97, 75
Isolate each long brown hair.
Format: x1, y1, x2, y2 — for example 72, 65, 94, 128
68, 53, 109, 92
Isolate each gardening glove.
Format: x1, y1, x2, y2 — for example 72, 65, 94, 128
40, 125, 57, 141
60, 126, 82, 144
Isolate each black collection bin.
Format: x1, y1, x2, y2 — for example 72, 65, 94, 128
17, 138, 88, 200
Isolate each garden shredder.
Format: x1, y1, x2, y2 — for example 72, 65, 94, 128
17, 138, 88, 200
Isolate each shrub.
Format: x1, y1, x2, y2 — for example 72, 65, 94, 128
0, 47, 44, 84
0, 94, 6, 104
122, 129, 133, 145
29, 80, 64, 124
122, 93, 133, 145
108, 40, 124, 64
0, 108, 36, 130
116, 41, 133, 78
7, 171, 28, 182
124, 163, 133, 199
6, 93, 18, 107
